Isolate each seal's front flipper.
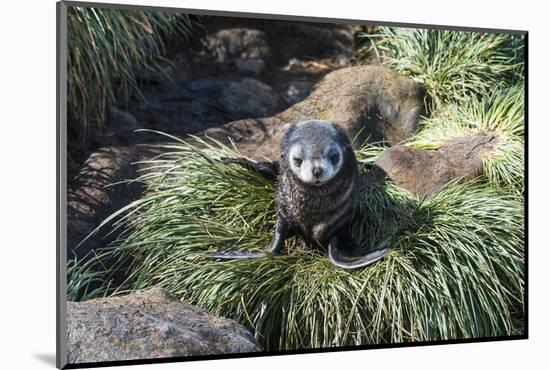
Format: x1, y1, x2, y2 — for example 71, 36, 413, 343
207, 251, 266, 260
267, 217, 289, 254
208, 218, 289, 260
220, 157, 279, 182
328, 235, 390, 270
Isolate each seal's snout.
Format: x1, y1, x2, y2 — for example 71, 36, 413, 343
312, 166, 323, 178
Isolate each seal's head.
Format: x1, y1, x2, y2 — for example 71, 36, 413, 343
282, 120, 353, 186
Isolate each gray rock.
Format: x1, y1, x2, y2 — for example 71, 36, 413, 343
134, 53, 190, 86
67, 288, 261, 364
188, 78, 284, 119
220, 78, 283, 118
235, 58, 266, 77
275, 23, 354, 60
205, 28, 271, 63
372, 134, 499, 197
108, 107, 142, 133
277, 81, 315, 105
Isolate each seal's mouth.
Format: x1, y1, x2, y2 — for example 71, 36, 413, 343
308, 179, 330, 187
295, 173, 334, 187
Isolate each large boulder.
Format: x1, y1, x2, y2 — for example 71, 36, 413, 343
103, 22, 358, 155
66, 289, 261, 364
198, 65, 427, 160
371, 134, 499, 197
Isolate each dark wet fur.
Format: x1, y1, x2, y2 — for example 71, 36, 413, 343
212, 120, 390, 269
276, 121, 359, 245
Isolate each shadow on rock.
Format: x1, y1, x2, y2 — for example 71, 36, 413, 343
67, 144, 164, 260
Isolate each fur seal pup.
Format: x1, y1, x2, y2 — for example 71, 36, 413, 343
211, 120, 390, 269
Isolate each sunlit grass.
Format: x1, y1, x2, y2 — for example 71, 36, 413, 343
361, 27, 524, 110
404, 85, 524, 193
67, 6, 194, 141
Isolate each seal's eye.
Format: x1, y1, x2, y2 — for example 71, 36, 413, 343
329, 153, 340, 165
293, 158, 303, 167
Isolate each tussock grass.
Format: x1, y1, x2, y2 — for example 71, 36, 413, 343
71, 137, 524, 349
67, 255, 110, 302
362, 28, 524, 110
67, 6, 194, 141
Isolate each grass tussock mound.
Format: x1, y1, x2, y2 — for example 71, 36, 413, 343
70, 136, 524, 350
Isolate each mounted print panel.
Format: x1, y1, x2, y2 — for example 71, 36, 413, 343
56, 1, 527, 368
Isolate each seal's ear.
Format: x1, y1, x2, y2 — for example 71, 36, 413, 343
327, 120, 346, 136
280, 123, 298, 159
328, 121, 353, 149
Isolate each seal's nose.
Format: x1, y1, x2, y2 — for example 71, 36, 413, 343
312, 166, 323, 178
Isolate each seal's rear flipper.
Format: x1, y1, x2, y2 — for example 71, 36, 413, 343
207, 251, 267, 260
328, 236, 390, 270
